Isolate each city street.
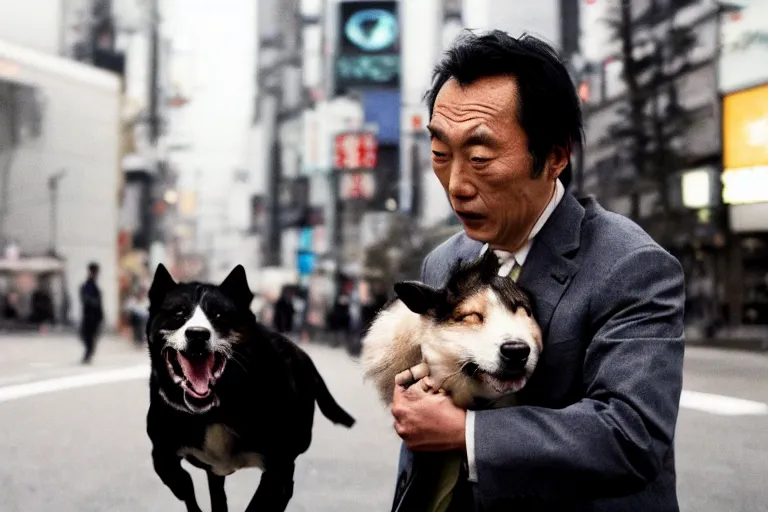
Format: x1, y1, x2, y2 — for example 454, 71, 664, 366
0, 335, 766, 512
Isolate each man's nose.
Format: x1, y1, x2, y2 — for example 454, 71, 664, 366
447, 164, 476, 200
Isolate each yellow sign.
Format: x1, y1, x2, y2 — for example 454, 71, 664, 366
723, 84, 768, 171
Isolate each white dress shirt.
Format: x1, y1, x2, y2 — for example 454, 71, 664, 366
465, 178, 565, 482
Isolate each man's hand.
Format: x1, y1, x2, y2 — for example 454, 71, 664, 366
391, 375, 467, 452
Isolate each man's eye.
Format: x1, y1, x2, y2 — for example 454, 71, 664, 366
471, 157, 490, 163
432, 150, 448, 158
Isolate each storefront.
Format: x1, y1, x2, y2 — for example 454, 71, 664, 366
721, 83, 768, 335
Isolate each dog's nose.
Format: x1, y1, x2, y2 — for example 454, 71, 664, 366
185, 327, 211, 344
499, 341, 530, 364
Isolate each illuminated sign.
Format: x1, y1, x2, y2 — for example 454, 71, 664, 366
723, 84, 768, 172
722, 84, 768, 204
722, 166, 768, 205
344, 9, 398, 52
335, 1, 400, 94
334, 131, 378, 170
719, 1, 768, 93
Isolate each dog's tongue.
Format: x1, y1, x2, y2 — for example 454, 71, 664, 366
177, 352, 215, 395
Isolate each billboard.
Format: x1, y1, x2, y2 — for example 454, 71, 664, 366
722, 83, 768, 205
334, 131, 378, 170
335, 1, 400, 94
719, 2, 768, 94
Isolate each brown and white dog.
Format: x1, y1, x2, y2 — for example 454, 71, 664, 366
361, 250, 542, 409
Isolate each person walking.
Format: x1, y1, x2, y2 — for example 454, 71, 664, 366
124, 286, 150, 348
80, 262, 104, 364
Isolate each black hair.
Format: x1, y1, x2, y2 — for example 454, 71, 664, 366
88, 262, 100, 274
425, 30, 583, 186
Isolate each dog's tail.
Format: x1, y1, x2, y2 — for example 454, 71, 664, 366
310, 360, 356, 428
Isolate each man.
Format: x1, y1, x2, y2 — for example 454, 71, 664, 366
390, 31, 685, 511
80, 262, 104, 364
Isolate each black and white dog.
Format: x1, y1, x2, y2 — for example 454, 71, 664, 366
146, 264, 355, 512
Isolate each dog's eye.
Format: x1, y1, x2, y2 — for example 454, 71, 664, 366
458, 313, 483, 324
174, 309, 185, 318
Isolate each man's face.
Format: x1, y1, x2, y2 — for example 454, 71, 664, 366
429, 76, 566, 251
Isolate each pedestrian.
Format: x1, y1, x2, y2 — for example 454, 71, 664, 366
124, 287, 149, 348
79, 262, 104, 364
389, 31, 686, 511
273, 286, 295, 335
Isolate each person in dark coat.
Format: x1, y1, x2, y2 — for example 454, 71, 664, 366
272, 286, 295, 334
80, 262, 104, 364
389, 31, 685, 512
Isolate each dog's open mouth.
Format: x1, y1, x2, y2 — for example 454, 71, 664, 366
163, 348, 227, 399
464, 362, 527, 394
479, 371, 527, 394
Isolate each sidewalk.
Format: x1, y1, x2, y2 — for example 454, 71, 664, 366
0, 332, 147, 386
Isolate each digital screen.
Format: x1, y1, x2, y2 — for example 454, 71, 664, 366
336, 1, 400, 93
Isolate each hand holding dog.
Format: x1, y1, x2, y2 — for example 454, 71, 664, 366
392, 372, 467, 452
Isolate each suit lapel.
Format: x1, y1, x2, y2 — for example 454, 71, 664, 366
517, 193, 585, 339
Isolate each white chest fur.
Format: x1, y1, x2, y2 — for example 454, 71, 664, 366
178, 423, 265, 476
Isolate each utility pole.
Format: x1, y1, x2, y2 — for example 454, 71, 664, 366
48, 170, 66, 257
148, 0, 161, 146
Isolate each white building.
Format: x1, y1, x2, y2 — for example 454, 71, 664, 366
0, 38, 122, 326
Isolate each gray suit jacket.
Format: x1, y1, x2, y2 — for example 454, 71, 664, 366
391, 194, 686, 512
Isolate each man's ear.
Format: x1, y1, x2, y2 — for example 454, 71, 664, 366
394, 281, 442, 315
220, 265, 254, 307
149, 264, 176, 306
547, 145, 570, 181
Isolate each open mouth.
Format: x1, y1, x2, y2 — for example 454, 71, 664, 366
464, 362, 527, 394
163, 348, 227, 400
456, 211, 485, 222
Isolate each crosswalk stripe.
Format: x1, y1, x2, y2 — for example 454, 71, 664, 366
0, 365, 149, 404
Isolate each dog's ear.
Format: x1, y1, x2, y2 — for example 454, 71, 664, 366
149, 264, 176, 305
220, 265, 254, 307
394, 281, 441, 315
478, 247, 501, 281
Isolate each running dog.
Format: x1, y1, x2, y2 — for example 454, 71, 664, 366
146, 264, 355, 512
362, 250, 542, 409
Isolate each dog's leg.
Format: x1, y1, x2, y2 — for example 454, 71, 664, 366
244, 463, 295, 512
207, 471, 228, 512
152, 449, 202, 512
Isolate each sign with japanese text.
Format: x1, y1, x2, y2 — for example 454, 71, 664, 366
334, 131, 378, 170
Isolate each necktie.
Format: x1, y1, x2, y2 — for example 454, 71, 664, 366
509, 262, 521, 282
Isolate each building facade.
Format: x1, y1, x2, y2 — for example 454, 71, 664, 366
579, 0, 768, 337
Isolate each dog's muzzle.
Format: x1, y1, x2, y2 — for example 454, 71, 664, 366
163, 327, 227, 401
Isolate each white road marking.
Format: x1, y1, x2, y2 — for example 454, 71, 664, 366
0, 365, 149, 404
680, 390, 768, 416
0, 365, 766, 419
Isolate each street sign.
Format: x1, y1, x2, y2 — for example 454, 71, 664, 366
334, 131, 378, 170
339, 172, 375, 200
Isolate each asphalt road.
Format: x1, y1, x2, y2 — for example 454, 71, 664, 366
0, 334, 766, 512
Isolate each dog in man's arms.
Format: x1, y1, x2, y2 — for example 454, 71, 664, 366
145, 264, 355, 512
361, 249, 543, 409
